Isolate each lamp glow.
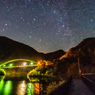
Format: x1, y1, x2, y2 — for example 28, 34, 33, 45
23, 62, 26, 66
30, 62, 33, 65
9, 64, 13, 67
37, 62, 40, 65
2, 65, 6, 67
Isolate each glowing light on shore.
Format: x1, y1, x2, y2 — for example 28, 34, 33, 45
37, 62, 40, 65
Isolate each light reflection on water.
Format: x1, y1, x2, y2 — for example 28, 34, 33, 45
0, 79, 41, 95
27, 83, 34, 95
0, 80, 12, 95
16, 81, 27, 95
0, 75, 62, 95
0, 80, 4, 94
0, 75, 47, 95
3, 81, 12, 95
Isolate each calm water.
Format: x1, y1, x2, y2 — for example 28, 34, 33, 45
0, 75, 51, 95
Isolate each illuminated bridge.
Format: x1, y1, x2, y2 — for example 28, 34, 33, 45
0, 59, 38, 76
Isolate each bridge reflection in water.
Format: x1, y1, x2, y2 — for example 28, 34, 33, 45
0, 79, 40, 95
0, 75, 50, 95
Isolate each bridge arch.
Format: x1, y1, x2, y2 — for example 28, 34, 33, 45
0, 59, 37, 67
0, 59, 38, 76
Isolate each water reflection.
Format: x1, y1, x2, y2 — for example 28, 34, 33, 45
0, 75, 46, 95
16, 81, 27, 95
3, 81, 12, 95
0, 80, 4, 93
34, 83, 40, 95
0, 75, 5, 80
27, 83, 34, 95
0, 75, 62, 95
0, 80, 12, 95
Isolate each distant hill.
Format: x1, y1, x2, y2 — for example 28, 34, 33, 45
44, 50, 65, 61
60, 38, 95, 64
0, 36, 65, 64
54, 38, 95, 78
0, 36, 41, 62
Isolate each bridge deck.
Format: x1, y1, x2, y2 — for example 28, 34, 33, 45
0, 65, 37, 68
68, 79, 94, 95
49, 78, 94, 95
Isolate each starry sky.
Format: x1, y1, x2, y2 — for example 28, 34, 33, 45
0, 0, 95, 53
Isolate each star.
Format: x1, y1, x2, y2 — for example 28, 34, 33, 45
5, 24, 7, 26
28, 0, 31, 2
91, 19, 93, 22
0, 0, 95, 53
34, 19, 36, 21
62, 25, 65, 27
29, 36, 31, 38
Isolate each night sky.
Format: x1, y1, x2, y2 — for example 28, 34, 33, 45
0, 0, 95, 53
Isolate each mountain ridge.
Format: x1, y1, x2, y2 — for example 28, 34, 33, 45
0, 36, 65, 63
54, 37, 95, 78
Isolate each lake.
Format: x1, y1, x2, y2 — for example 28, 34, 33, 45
0, 75, 65, 95
0, 75, 48, 95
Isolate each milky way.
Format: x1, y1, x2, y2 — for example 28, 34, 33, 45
0, 0, 95, 53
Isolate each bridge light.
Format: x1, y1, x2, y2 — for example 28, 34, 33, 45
2, 64, 6, 67
23, 62, 26, 66
9, 63, 13, 67
30, 62, 33, 65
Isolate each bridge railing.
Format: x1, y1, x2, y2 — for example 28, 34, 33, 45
0, 65, 37, 68
81, 75, 95, 94
0, 59, 37, 67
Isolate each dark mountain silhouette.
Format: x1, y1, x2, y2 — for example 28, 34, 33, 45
0, 36, 41, 62
60, 37, 95, 63
44, 50, 65, 61
54, 38, 95, 78
0, 36, 65, 64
